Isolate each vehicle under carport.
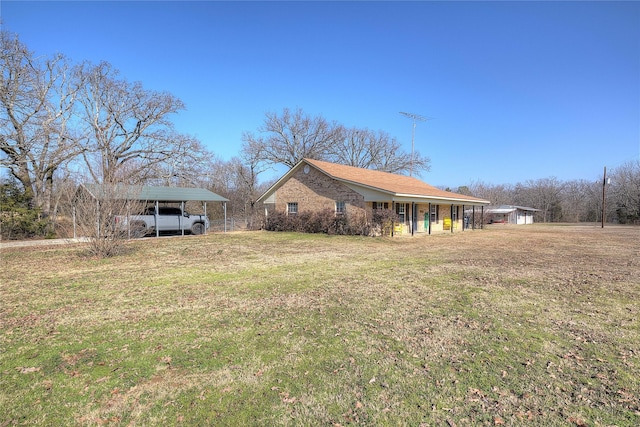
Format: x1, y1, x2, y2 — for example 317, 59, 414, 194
74, 184, 230, 238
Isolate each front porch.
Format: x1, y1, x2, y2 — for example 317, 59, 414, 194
374, 201, 486, 236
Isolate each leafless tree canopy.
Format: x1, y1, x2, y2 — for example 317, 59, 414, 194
241, 107, 344, 168
1, 30, 214, 224
76, 61, 197, 184
0, 31, 85, 216
242, 107, 430, 176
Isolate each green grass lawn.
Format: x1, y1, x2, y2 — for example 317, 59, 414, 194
1, 226, 639, 426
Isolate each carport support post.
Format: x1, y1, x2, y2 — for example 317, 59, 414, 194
96, 199, 100, 237
155, 201, 160, 238
203, 202, 207, 235
181, 201, 185, 236
224, 201, 227, 233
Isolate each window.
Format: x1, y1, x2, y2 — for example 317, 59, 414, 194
336, 201, 346, 215
287, 202, 298, 216
396, 203, 406, 223
430, 204, 439, 224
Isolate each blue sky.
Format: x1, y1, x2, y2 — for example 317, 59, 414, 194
2, 1, 639, 188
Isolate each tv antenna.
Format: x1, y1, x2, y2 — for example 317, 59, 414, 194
399, 111, 428, 176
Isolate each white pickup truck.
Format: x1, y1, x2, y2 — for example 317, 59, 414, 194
115, 206, 210, 237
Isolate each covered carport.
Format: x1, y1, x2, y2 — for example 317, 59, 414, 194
74, 184, 229, 238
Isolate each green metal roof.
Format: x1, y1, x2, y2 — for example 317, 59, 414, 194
80, 184, 229, 202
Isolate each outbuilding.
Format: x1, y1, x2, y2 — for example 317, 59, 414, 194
485, 205, 539, 224
74, 184, 229, 238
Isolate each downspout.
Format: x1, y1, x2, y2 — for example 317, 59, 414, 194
428, 203, 432, 235
391, 201, 395, 237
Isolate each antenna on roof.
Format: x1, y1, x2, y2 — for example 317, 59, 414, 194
399, 111, 428, 176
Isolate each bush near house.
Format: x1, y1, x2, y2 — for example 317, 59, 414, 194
264, 208, 399, 236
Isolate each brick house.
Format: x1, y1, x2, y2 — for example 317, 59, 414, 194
256, 158, 490, 235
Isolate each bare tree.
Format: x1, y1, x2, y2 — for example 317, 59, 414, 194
610, 159, 640, 224
76, 61, 189, 184
241, 107, 344, 168
560, 179, 596, 222
134, 134, 214, 187
468, 181, 514, 206
514, 178, 564, 222
73, 183, 144, 257
242, 107, 430, 176
326, 127, 430, 175
0, 30, 84, 217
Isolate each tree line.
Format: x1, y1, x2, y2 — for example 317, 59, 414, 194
460, 164, 639, 225
1, 29, 432, 237
1, 29, 639, 240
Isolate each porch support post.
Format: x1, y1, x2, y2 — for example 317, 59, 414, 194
411, 202, 415, 236
481, 206, 484, 229
451, 205, 454, 233
472, 206, 476, 230
224, 201, 227, 233
391, 201, 395, 237
462, 204, 465, 231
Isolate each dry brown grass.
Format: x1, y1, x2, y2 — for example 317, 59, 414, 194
1, 224, 638, 426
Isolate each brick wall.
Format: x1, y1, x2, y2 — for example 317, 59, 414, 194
274, 166, 366, 215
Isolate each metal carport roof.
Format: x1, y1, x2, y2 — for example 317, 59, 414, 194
79, 184, 229, 202
74, 184, 230, 238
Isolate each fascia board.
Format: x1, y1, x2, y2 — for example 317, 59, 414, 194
342, 182, 394, 200
394, 193, 491, 205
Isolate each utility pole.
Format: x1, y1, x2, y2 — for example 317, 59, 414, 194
602, 166, 607, 228
399, 111, 427, 176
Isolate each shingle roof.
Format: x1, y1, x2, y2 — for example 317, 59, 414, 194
258, 159, 490, 205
